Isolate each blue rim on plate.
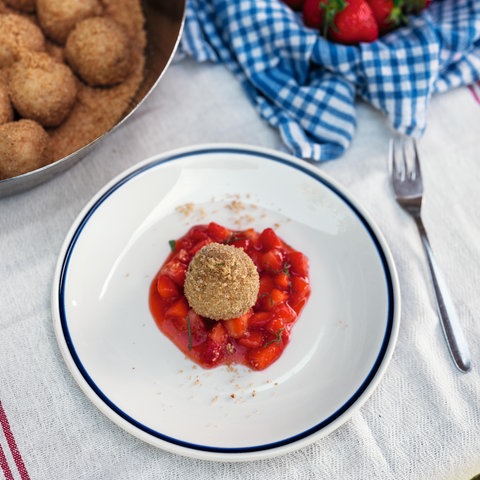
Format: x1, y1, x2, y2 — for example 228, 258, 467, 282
53, 144, 400, 460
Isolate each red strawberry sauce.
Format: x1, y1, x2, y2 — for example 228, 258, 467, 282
149, 222, 311, 371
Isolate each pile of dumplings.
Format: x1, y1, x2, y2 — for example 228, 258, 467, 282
0, 0, 139, 180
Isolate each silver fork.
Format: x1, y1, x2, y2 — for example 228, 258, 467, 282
389, 137, 472, 373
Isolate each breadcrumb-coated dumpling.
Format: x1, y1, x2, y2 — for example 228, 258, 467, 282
65, 16, 132, 87
0, 83, 13, 125
4, 0, 36, 13
0, 13, 45, 68
36, 0, 102, 44
8, 51, 78, 127
0, 119, 49, 179
184, 243, 260, 321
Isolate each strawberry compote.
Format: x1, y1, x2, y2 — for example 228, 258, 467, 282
149, 222, 311, 371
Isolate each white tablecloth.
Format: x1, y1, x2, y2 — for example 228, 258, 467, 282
1, 58, 479, 479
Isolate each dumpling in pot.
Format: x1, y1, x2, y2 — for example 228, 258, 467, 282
8, 51, 78, 127
0, 120, 49, 179
0, 13, 45, 68
36, 0, 102, 44
65, 16, 132, 87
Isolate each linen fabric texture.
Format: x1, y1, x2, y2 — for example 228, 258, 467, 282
181, 0, 480, 161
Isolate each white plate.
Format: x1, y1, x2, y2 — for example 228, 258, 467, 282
52, 144, 400, 461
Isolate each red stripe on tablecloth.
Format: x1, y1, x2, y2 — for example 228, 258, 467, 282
0, 443, 15, 480
0, 402, 30, 480
468, 82, 480, 105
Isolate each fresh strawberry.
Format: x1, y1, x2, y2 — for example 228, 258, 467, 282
303, 0, 324, 28
403, 0, 431, 14
282, 0, 305, 11
328, 0, 379, 44
304, 0, 379, 44
366, 0, 406, 33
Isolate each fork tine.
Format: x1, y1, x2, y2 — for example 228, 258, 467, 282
389, 138, 400, 179
411, 138, 422, 181
401, 137, 409, 178
390, 137, 408, 181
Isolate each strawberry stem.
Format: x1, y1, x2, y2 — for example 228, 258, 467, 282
320, 0, 347, 38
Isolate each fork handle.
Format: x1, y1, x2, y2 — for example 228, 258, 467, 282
414, 215, 472, 372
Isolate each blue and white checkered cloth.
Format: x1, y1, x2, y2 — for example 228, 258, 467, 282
180, 0, 480, 161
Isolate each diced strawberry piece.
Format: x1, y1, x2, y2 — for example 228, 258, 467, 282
207, 222, 231, 243
238, 331, 265, 349
271, 288, 288, 305
259, 249, 284, 272
261, 288, 289, 311
186, 310, 208, 343
175, 248, 190, 263
247, 249, 262, 269
265, 317, 290, 348
189, 225, 210, 242
273, 303, 297, 324
165, 297, 189, 320
156, 274, 180, 300
287, 251, 309, 277
248, 311, 273, 327
243, 228, 259, 242
173, 237, 191, 251
266, 316, 285, 335
229, 238, 251, 251
190, 238, 212, 256
259, 228, 283, 251
160, 259, 187, 286
258, 275, 275, 296
209, 322, 228, 346
223, 310, 252, 338
201, 322, 229, 366
291, 275, 310, 295
247, 342, 283, 370
201, 339, 224, 366
290, 295, 309, 315
274, 271, 290, 289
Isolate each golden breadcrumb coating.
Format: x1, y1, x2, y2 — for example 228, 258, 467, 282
184, 243, 260, 320
4, 0, 36, 13
36, 0, 102, 44
0, 82, 13, 125
65, 16, 132, 87
0, 13, 45, 68
9, 51, 78, 127
0, 119, 49, 179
